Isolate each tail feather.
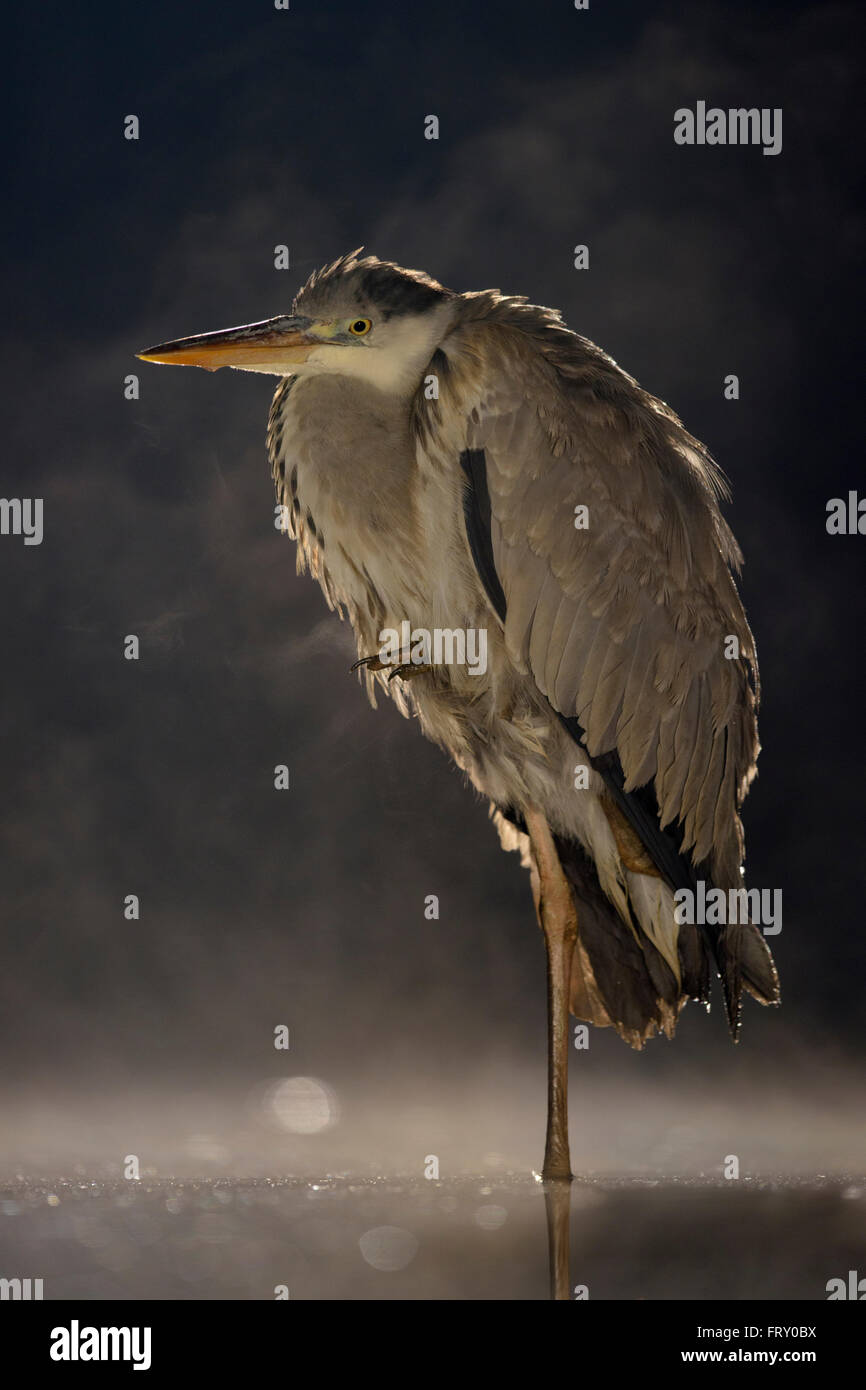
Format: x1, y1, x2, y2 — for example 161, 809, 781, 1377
553, 830, 777, 1049
490, 804, 779, 1049
677, 914, 711, 1003
722, 919, 780, 1014
742, 924, 780, 1004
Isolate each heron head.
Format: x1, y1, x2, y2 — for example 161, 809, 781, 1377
138, 250, 457, 395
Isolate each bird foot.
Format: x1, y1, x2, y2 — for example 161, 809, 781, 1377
351, 653, 433, 683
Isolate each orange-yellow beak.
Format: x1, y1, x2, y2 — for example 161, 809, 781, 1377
137, 314, 319, 373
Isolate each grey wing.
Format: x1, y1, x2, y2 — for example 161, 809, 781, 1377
450, 328, 760, 893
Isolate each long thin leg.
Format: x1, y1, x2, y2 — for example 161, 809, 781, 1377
524, 805, 578, 1182
543, 1179, 573, 1300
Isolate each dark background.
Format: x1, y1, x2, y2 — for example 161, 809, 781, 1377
1, 0, 863, 1180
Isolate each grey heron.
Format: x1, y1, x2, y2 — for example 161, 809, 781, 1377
139, 250, 780, 1181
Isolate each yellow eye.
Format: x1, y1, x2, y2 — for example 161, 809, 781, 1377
348, 318, 372, 336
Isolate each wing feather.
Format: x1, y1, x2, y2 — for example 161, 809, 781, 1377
437, 309, 760, 891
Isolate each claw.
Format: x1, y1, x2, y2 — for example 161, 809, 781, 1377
351, 654, 387, 673
388, 663, 432, 683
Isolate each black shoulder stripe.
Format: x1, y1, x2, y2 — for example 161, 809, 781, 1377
459, 448, 507, 622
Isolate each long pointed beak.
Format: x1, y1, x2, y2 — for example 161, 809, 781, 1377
137, 315, 318, 372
